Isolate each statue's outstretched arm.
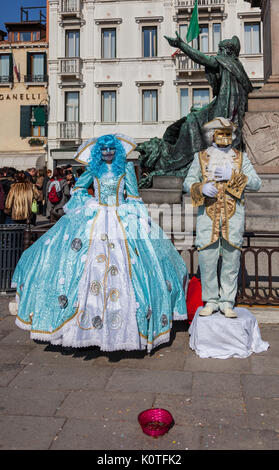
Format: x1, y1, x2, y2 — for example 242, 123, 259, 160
165, 32, 218, 70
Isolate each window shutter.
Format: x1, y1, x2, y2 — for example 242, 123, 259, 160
8, 53, 13, 82
20, 106, 31, 138
43, 52, 47, 78
44, 105, 48, 137
27, 52, 31, 77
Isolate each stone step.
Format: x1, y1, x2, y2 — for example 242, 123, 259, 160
152, 175, 184, 190
139, 188, 182, 205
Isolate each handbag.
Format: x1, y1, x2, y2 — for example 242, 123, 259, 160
31, 199, 38, 214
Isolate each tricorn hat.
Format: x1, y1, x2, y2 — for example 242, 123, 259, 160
74, 134, 137, 165
203, 117, 237, 131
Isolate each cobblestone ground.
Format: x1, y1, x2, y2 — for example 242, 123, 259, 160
0, 294, 279, 451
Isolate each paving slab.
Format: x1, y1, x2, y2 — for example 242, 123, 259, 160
200, 424, 279, 450
88, 348, 187, 371
244, 397, 279, 431
241, 374, 279, 398
249, 354, 279, 375
9, 363, 114, 391
105, 369, 193, 395
0, 364, 25, 387
153, 394, 248, 428
0, 344, 36, 365
0, 415, 65, 450
50, 418, 201, 451
192, 372, 242, 398
56, 390, 155, 422
0, 387, 67, 417
184, 350, 252, 373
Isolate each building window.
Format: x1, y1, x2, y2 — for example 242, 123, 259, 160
178, 24, 207, 51
142, 27, 157, 57
26, 53, 47, 82
102, 29, 116, 59
0, 54, 12, 83
8, 31, 40, 42
199, 26, 209, 53
213, 23, 221, 52
101, 91, 116, 122
180, 89, 190, 118
193, 89, 210, 109
244, 23, 261, 54
31, 106, 47, 137
65, 91, 80, 121
66, 30, 80, 57
20, 105, 47, 138
143, 90, 158, 122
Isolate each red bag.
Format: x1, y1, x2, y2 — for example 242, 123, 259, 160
186, 276, 204, 324
48, 180, 62, 204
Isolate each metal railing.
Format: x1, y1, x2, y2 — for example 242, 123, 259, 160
175, 52, 215, 71
2, 221, 278, 307
24, 74, 48, 83
59, 0, 81, 14
0, 224, 26, 292
177, 231, 279, 306
59, 57, 81, 75
0, 75, 13, 84
175, 54, 204, 72
175, 0, 224, 6
58, 121, 81, 140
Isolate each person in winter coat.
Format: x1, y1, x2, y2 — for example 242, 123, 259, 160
4, 171, 40, 224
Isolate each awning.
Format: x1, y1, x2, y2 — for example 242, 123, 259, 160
0, 153, 46, 170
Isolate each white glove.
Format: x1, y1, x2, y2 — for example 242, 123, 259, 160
214, 165, 232, 181
202, 182, 218, 197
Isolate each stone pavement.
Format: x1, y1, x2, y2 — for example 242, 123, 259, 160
0, 294, 279, 451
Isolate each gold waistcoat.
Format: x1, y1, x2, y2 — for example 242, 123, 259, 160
190, 149, 248, 246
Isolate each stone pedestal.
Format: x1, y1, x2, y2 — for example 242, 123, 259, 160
139, 176, 184, 205
189, 307, 269, 359
243, 0, 279, 232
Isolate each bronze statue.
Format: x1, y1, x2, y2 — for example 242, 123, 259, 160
137, 33, 253, 188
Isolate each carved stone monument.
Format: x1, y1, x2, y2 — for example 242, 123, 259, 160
243, 0, 279, 232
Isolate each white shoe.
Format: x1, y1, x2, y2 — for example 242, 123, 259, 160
222, 307, 237, 318
199, 305, 214, 316
9, 301, 18, 316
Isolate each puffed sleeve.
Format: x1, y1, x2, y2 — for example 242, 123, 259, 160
63, 167, 94, 213
124, 161, 143, 202
183, 153, 205, 207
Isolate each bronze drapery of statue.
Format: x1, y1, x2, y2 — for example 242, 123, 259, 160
136, 33, 253, 188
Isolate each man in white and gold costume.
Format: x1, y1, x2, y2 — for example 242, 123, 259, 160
183, 118, 262, 318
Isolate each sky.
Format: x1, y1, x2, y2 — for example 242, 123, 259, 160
0, 0, 47, 32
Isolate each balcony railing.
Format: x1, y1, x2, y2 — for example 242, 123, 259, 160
24, 74, 48, 84
0, 75, 13, 85
59, 0, 81, 15
175, 54, 205, 72
58, 121, 81, 141
59, 58, 82, 77
175, 0, 224, 6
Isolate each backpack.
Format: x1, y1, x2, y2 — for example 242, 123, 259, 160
48, 180, 62, 204
0, 183, 5, 210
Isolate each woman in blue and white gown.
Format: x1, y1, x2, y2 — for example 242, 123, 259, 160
12, 134, 188, 353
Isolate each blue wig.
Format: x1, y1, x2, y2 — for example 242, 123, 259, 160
88, 134, 126, 178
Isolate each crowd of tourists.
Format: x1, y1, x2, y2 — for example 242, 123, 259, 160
0, 164, 85, 225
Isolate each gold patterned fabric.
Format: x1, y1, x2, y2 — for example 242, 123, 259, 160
190, 182, 205, 207
198, 149, 244, 246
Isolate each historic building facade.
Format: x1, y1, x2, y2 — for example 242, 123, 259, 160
0, 19, 48, 169
48, 0, 263, 169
